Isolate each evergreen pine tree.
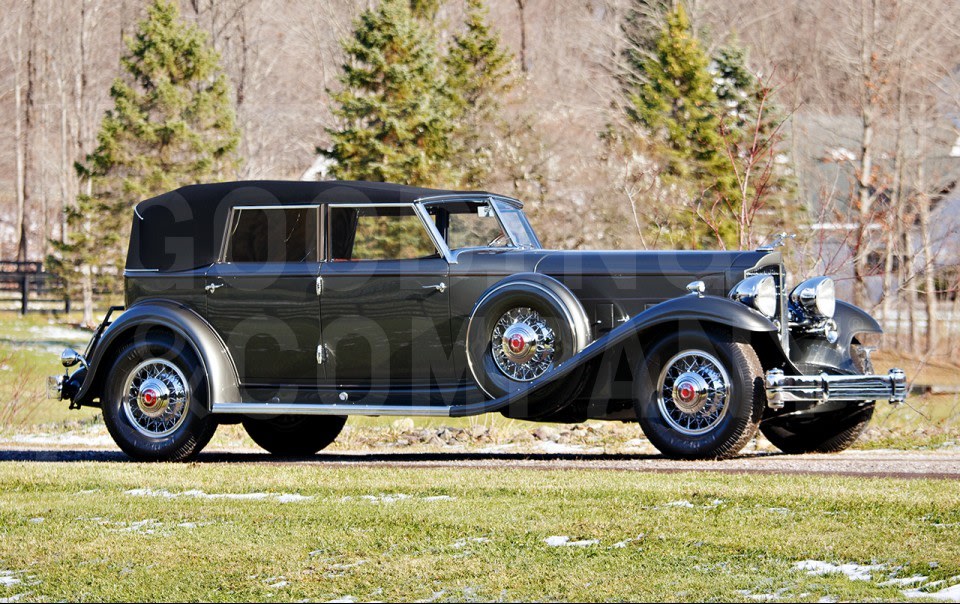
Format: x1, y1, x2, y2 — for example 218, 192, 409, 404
50, 0, 239, 324
445, 0, 516, 188
627, 5, 737, 247
322, 0, 454, 187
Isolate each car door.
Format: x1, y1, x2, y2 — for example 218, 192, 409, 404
204, 205, 323, 386
319, 203, 455, 389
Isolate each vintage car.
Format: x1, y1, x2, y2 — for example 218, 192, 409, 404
50, 180, 906, 461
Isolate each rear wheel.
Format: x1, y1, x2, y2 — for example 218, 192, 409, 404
242, 415, 346, 457
102, 336, 216, 461
634, 330, 765, 460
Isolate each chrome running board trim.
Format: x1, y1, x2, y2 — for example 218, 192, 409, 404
211, 402, 453, 417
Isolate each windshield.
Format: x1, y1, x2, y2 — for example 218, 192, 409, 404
425, 199, 540, 251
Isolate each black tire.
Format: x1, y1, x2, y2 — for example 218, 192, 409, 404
242, 415, 346, 457
465, 278, 589, 407
634, 329, 765, 460
102, 336, 216, 462
760, 344, 875, 454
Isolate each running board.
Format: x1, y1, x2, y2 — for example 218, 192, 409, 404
212, 402, 454, 417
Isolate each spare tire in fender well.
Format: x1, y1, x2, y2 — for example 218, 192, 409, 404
465, 273, 591, 405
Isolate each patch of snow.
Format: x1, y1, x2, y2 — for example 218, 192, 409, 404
329, 561, 367, 571
26, 325, 92, 342
415, 590, 446, 603
327, 597, 356, 603
544, 535, 599, 547
422, 495, 454, 501
826, 147, 857, 162
0, 572, 20, 588
275, 494, 312, 503
794, 560, 885, 581
358, 493, 411, 504
266, 581, 288, 589
118, 519, 163, 534
664, 500, 695, 508
125, 488, 311, 503
611, 535, 644, 548
27, 518, 43, 524
451, 537, 490, 549
817, 597, 838, 603
0, 593, 30, 603
880, 575, 928, 587
904, 582, 960, 602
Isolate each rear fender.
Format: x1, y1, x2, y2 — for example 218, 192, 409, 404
71, 301, 240, 409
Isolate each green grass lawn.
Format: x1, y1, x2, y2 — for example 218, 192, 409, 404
0, 463, 957, 602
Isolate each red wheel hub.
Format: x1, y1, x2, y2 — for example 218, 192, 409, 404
677, 382, 697, 403
142, 388, 159, 408
508, 333, 526, 353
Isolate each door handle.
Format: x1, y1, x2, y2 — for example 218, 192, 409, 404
204, 282, 225, 294
422, 282, 446, 293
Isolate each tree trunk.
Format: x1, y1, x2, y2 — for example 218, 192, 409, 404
853, 0, 879, 310
14, 15, 25, 262
80, 264, 94, 327
515, 0, 528, 73
881, 68, 906, 346
19, 0, 38, 262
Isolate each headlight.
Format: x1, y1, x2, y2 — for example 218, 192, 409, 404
790, 276, 835, 319
729, 275, 778, 318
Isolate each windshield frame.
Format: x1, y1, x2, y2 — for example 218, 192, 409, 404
416, 194, 541, 263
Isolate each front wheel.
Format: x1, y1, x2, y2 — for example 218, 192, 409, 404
102, 336, 216, 461
242, 415, 346, 457
634, 330, 765, 460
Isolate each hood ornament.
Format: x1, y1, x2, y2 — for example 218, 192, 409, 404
758, 232, 795, 252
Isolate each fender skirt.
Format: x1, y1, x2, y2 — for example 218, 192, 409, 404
71, 301, 241, 408
450, 294, 784, 417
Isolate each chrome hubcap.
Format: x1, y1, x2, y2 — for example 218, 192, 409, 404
122, 359, 190, 438
657, 350, 730, 436
491, 307, 556, 381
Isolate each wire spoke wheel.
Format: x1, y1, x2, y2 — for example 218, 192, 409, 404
121, 358, 191, 438
491, 307, 557, 381
656, 350, 731, 436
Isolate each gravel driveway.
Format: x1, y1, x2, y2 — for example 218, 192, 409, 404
2, 447, 958, 479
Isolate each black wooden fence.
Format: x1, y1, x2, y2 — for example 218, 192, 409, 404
0, 261, 69, 314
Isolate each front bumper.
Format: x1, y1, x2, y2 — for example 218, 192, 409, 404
764, 367, 907, 410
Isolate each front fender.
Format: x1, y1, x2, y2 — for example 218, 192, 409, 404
790, 300, 883, 374
451, 294, 783, 416
72, 301, 240, 409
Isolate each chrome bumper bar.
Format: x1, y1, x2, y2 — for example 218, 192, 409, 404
764, 368, 907, 410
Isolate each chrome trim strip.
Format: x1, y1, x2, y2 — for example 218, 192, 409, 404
416, 192, 524, 209
764, 368, 907, 410
211, 402, 452, 417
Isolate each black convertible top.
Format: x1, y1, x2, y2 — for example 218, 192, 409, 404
126, 180, 484, 272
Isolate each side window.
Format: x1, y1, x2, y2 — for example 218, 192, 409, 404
328, 206, 438, 261
224, 207, 319, 263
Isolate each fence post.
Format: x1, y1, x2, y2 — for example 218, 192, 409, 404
20, 273, 28, 314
